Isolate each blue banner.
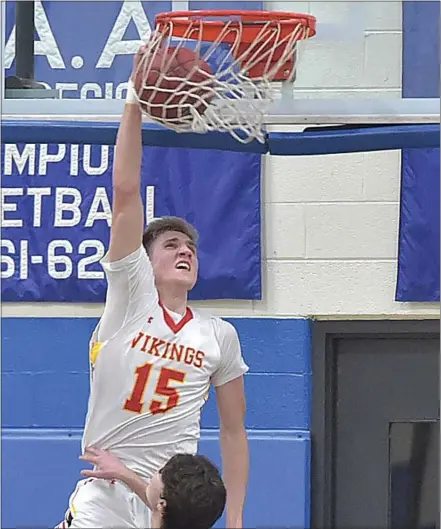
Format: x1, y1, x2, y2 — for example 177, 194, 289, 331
3, 1, 263, 302
1, 144, 261, 302
396, 2, 440, 302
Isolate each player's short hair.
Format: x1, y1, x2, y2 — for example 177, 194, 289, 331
142, 217, 199, 255
160, 453, 226, 529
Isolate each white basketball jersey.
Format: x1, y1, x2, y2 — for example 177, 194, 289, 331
82, 246, 248, 480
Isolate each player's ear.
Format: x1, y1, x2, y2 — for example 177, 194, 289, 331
157, 498, 167, 515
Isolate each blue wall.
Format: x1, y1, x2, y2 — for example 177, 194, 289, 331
2, 317, 311, 528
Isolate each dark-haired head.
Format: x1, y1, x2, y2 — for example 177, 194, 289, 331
146, 453, 226, 529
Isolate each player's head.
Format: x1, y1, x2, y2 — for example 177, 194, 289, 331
147, 453, 226, 529
143, 217, 199, 292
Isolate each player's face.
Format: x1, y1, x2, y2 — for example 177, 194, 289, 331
150, 231, 198, 291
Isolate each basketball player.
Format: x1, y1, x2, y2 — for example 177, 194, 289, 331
58, 447, 226, 529
58, 46, 249, 528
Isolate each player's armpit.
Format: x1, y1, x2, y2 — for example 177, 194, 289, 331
96, 245, 157, 342
211, 319, 249, 388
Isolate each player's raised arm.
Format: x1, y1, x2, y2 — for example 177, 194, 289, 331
108, 47, 145, 263
93, 47, 158, 343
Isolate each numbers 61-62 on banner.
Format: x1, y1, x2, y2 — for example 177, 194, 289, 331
1, 239, 106, 282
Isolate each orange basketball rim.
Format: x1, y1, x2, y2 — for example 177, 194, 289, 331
154, 10, 316, 81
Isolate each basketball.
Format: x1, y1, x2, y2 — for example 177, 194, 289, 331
133, 46, 214, 124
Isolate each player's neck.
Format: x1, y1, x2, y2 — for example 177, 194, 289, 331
158, 288, 188, 316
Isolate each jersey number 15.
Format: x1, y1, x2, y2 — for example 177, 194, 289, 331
124, 362, 186, 415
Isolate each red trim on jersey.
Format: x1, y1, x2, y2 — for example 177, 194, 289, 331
159, 300, 193, 333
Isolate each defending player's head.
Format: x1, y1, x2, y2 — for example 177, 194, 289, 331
147, 453, 226, 529
142, 217, 199, 292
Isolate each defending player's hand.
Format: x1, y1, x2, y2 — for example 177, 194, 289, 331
79, 446, 128, 481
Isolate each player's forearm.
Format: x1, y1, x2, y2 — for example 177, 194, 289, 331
108, 91, 144, 261
118, 466, 151, 509
113, 97, 142, 195
220, 427, 249, 528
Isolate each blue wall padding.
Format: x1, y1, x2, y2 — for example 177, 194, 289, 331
268, 124, 440, 155
2, 119, 438, 154
2, 317, 312, 528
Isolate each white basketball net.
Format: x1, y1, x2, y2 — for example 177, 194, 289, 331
134, 15, 313, 144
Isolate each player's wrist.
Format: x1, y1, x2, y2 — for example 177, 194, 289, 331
119, 465, 139, 485
126, 79, 138, 105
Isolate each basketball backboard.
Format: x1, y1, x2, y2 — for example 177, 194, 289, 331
1, 0, 439, 127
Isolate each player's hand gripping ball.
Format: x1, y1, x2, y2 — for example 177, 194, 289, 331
132, 44, 214, 124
